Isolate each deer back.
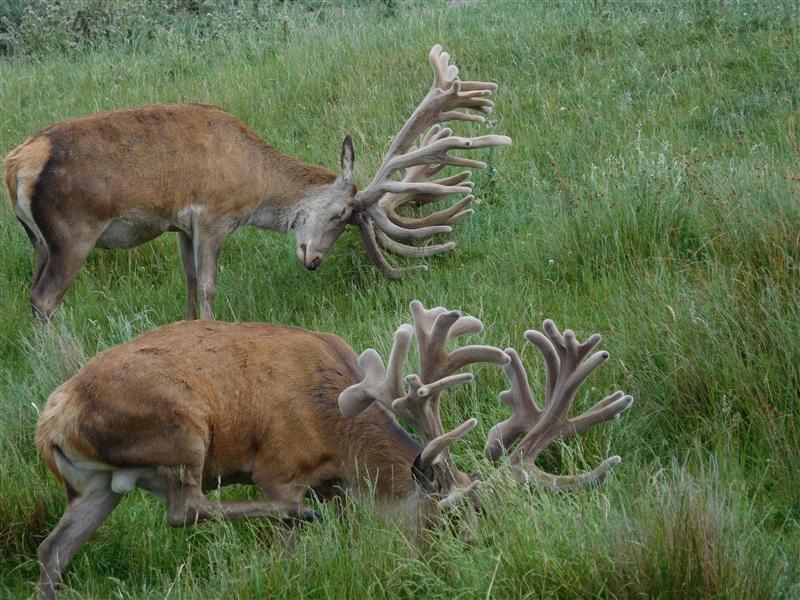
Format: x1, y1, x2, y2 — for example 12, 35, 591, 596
7, 103, 336, 227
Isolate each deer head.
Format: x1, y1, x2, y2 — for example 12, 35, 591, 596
291, 44, 511, 276
290, 137, 357, 270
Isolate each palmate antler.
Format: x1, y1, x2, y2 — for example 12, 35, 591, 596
485, 321, 634, 491
339, 300, 509, 489
353, 45, 511, 278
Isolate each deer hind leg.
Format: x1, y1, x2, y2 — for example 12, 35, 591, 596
17, 218, 49, 288
37, 472, 121, 600
29, 222, 102, 321
177, 231, 198, 320
159, 465, 319, 527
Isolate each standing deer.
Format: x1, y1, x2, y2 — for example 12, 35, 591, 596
35, 300, 632, 599
3, 45, 511, 320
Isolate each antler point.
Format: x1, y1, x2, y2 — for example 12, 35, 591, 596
396, 323, 414, 338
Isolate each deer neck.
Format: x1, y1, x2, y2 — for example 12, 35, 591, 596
340, 406, 422, 500
243, 143, 337, 232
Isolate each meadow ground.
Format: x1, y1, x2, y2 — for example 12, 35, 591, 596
0, 1, 798, 598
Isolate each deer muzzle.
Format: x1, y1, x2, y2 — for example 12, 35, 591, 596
298, 243, 323, 271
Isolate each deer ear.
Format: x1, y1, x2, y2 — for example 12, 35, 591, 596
411, 453, 435, 486
340, 135, 355, 181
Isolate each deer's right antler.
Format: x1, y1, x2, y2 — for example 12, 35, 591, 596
339, 300, 509, 477
485, 321, 633, 491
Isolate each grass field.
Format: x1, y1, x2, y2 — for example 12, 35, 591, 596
1, 1, 798, 598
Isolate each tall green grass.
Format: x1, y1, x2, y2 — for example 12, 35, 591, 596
1, 1, 798, 598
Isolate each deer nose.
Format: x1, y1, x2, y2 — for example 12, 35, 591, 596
300, 244, 322, 271
306, 254, 322, 271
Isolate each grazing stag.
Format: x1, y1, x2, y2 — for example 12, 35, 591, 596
35, 300, 632, 599
4, 45, 511, 320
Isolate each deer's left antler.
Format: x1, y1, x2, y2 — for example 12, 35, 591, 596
485, 320, 633, 491
353, 45, 511, 278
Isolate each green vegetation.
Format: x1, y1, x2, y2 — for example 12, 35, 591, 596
1, 1, 798, 598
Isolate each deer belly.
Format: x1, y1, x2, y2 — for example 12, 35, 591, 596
97, 215, 169, 249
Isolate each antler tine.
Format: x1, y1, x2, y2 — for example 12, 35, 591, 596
447, 315, 483, 340
392, 372, 474, 442
516, 455, 624, 492
383, 193, 474, 229
338, 323, 414, 418
564, 390, 634, 437
356, 214, 429, 279
524, 329, 560, 406
486, 320, 633, 491
410, 300, 510, 385
418, 417, 477, 471
483, 347, 542, 461
366, 205, 453, 242
375, 231, 456, 258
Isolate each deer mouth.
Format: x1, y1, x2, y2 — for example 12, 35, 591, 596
299, 243, 322, 271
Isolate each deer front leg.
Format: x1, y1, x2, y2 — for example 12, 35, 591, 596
191, 222, 227, 321
177, 231, 198, 320
160, 466, 318, 526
